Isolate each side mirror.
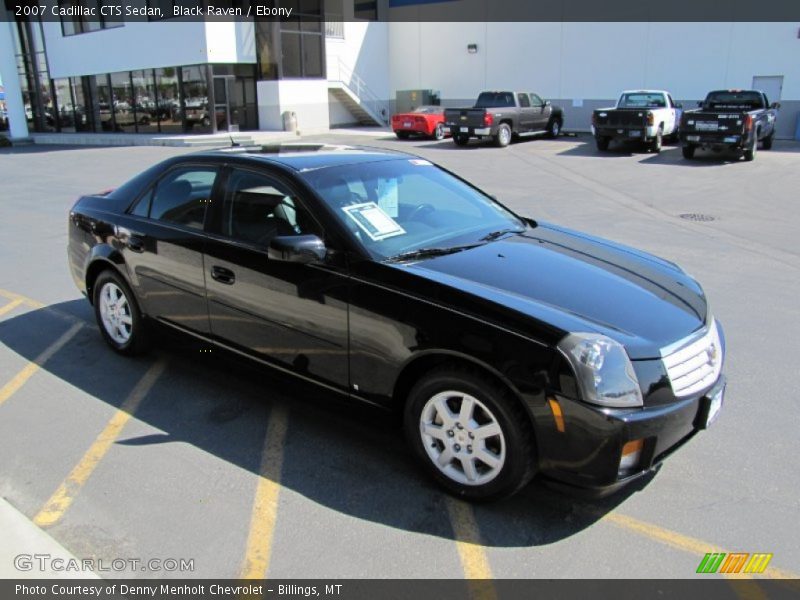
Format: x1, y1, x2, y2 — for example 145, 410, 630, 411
675, 103, 683, 109
268, 234, 327, 264
544, 100, 551, 107
771, 102, 781, 109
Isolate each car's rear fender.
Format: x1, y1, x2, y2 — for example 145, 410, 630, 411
84, 244, 127, 305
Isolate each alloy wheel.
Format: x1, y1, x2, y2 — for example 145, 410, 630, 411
99, 282, 133, 345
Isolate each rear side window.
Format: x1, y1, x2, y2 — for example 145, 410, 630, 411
131, 167, 218, 230
517, 93, 530, 107
475, 92, 515, 108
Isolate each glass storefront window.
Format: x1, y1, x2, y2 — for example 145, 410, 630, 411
71, 77, 93, 132
92, 74, 113, 132
181, 65, 211, 133
131, 70, 159, 133
110, 71, 135, 132
53, 79, 76, 132
154, 67, 182, 133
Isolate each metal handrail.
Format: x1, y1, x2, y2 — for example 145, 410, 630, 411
327, 57, 389, 125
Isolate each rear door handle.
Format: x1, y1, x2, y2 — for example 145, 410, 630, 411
211, 265, 235, 285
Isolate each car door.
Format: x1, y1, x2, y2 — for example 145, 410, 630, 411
203, 165, 350, 392
665, 94, 678, 135
529, 93, 551, 130
122, 163, 220, 334
516, 92, 535, 132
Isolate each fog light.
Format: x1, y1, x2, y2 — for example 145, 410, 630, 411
618, 439, 644, 476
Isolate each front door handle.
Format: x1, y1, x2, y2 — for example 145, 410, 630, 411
211, 265, 235, 285
127, 236, 145, 253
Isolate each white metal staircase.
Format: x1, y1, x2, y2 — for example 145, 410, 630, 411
327, 57, 390, 127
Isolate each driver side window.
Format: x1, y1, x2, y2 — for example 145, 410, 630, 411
221, 169, 321, 247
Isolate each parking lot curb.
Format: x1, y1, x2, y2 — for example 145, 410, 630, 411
0, 497, 99, 579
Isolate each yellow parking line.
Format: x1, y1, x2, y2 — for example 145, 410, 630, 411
239, 404, 289, 579
0, 298, 24, 317
0, 322, 83, 408
602, 511, 799, 580
0, 287, 45, 309
33, 359, 168, 528
445, 498, 497, 600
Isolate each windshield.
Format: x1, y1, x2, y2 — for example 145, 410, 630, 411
618, 93, 667, 108
704, 91, 764, 110
302, 159, 526, 260
475, 92, 515, 108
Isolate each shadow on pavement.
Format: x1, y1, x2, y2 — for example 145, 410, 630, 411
0, 300, 645, 549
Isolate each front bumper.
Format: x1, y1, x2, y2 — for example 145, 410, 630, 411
537, 376, 726, 495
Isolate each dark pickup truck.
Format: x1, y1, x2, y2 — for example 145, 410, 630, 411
444, 91, 564, 147
680, 90, 780, 161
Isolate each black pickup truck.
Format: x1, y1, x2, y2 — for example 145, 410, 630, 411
444, 91, 564, 147
680, 90, 780, 161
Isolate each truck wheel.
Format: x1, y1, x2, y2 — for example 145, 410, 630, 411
404, 366, 536, 501
453, 134, 470, 146
649, 127, 663, 153
494, 124, 512, 147
762, 132, 774, 150
681, 145, 696, 159
596, 136, 610, 151
547, 118, 561, 138
743, 135, 757, 162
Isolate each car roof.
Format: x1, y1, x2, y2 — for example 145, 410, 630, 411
191, 143, 411, 172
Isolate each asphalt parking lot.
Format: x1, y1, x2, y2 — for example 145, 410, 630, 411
1, 132, 799, 582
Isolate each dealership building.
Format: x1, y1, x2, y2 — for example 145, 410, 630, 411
1, 1, 798, 140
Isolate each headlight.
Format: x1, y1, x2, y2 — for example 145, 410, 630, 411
557, 333, 643, 408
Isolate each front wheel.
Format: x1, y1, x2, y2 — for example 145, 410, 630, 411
404, 367, 536, 501
596, 136, 610, 151
547, 118, 562, 138
93, 270, 148, 355
432, 122, 446, 141
762, 132, 774, 150
494, 123, 512, 147
682, 144, 696, 159
453, 134, 470, 146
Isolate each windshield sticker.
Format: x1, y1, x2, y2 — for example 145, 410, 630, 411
377, 178, 399, 217
409, 159, 432, 166
342, 202, 406, 241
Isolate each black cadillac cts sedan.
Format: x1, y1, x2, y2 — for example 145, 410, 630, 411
68, 144, 725, 500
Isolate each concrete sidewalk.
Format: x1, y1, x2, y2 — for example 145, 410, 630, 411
0, 497, 99, 579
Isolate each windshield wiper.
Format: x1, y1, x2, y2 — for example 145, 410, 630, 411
480, 228, 525, 242
387, 243, 482, 263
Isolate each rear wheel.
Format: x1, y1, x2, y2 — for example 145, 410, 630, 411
93, 270, 148, 356
494, 123, 512, 147
453, 134, 470, 146
743, 133, 758, 162
596, 136, 610, 151
682, 145, 696, 159
395, 131, 410, 140
404, 367, 536, 501
432, 123, 446, 141
649, 127, 663, 153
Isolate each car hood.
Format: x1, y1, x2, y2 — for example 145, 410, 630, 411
394, 222, 708, 359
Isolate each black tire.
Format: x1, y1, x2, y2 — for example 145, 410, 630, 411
649, 127, 663, 153
743, 133, 757, 162
404, 365, 536, 501
93, 270, 149, 356
682, 145, 696, 159
395, 131, 410, 140
547, 118, 562, 139
432, 123, 446, 141
453, 134, 470, 146
494, 123, 512, 148
596, 136, 610, 151
762, 132, 774, 150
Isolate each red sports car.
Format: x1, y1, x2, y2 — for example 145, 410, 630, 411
391, 106, 448, 140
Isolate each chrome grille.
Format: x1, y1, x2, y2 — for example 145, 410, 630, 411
661, 320, 723, 398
